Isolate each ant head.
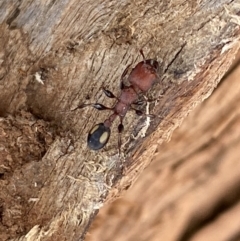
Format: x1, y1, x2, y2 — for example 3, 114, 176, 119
87, 123, 111, 150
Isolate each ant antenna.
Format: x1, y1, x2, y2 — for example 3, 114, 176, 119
139, 49, 146, 63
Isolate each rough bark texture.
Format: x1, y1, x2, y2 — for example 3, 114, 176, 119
0, 1, 240, 241
86, 52, 240, 241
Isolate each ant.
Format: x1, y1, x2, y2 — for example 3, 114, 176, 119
78, 50, 159, 153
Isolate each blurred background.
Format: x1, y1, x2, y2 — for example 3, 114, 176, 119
86, 50, 240, 241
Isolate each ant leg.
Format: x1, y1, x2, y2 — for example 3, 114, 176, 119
142, 94, 157, 103
117, 120, 124, 156
132, 96, 156, 106
102, 87, 118, 99
130, 106, 155, 118
73, 103, 112, 111
132, 99, 146, 106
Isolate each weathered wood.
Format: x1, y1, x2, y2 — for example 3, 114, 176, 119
86, 53, 240, 241
0, 0, 240, 240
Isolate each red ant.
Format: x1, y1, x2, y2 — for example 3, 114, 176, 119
78, 50, 159, 152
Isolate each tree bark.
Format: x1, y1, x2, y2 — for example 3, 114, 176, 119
86, 52, 240, 241
0, 1, 239, 240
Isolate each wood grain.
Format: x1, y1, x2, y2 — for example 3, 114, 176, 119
0, 0, 240, 240
86, 52, 240, 241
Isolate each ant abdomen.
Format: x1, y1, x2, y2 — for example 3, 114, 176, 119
87, 123, 111, 150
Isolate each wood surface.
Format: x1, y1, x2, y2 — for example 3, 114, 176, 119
0, 1, 240, 240
86, 52, 240, 241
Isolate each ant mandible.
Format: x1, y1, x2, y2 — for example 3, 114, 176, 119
78, 50, 159, 153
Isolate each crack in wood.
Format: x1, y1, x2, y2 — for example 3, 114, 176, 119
6, 7, 20, 28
